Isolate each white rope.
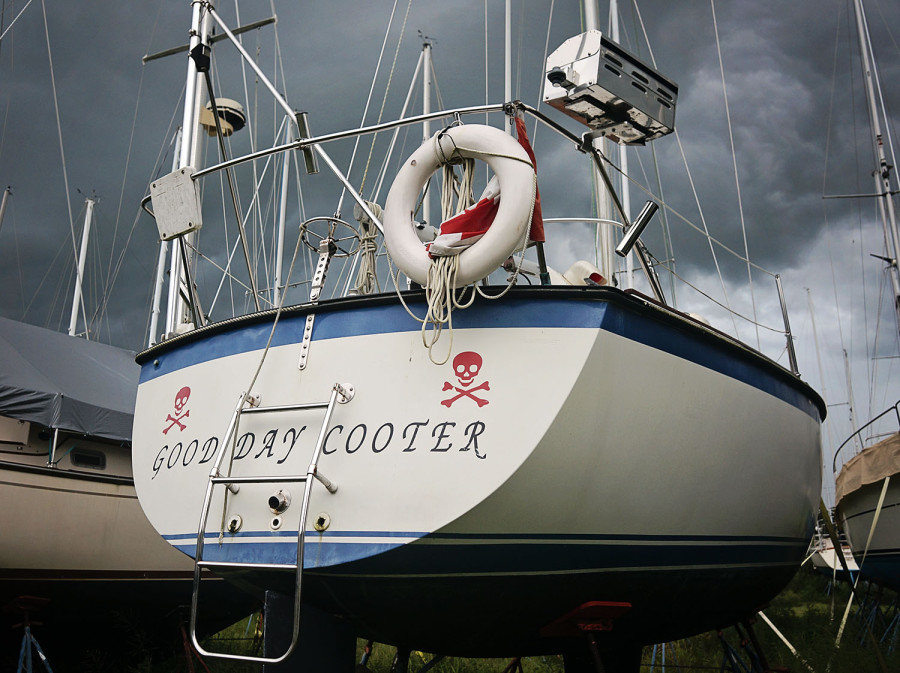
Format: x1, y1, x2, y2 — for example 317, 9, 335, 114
421, 256, 476, 365
418, 157, 480, 364
388, 131, 535, 364
757, 611, 816, 673
711, 0, 759, 348
353, 223, 381, 295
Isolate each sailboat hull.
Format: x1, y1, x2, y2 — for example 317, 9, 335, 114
837, 464, 900, 591
0, 460, 256, 663
133, 286, 824, 653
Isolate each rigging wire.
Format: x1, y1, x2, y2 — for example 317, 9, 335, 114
602, 155, 777, 278
357, 0, 413, 200
371, 52, 424, 203
627, 0, 736, 331
849, 3, 876, 422
21, 216, 70, 321
531, 0, 554, 142
335, 0, 402, 214
660, 261, 784, 335
231, 7, 265, 293
40, 0, 78, 315
96, 10, 165, 341
0, 0, 32, 43
815, 16, 847, 438
711, 0, 759, 348
627, 0, 677, 302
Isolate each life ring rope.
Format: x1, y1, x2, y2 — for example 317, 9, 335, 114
383, 122, 537, 364
433, 140, 535, 169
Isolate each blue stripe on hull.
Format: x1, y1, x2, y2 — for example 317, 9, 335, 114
140, 295, 822, 420
170, 532, 809, 575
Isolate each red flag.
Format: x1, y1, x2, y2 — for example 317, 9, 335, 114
514, 116, 545, 243
428, 196, 500, 258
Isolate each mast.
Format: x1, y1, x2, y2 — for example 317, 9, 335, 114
422, 40, 433, 228
609, 0, 634, 289
68, 197, 94, 337
843, 347, 861, 453
274, 118, 293, 307
504, 0, 512, 134
853, 0, 900, 335
148, 129, 183, 347
584, 1, 616, 281
166, 1, 210, 336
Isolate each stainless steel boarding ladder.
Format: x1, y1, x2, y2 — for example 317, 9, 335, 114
189, 382, 354, 663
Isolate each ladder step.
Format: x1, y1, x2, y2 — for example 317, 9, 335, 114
242, 401, 330, 415
190, 381, 352, 664
198, 560, 298, 571
210, 474, 308, 485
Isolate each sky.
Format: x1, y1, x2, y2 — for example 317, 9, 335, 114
1, 0, 899, 494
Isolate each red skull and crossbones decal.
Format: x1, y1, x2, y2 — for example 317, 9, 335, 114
163, 386, 191, 434
441, 351, 490, 408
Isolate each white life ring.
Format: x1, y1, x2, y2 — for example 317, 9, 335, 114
383, 124, 536, 287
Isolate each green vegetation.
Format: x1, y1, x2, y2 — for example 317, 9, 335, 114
69, 568, 900, 672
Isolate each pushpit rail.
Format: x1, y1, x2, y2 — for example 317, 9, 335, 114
190, 382, 353, 664
832, 399, 900, 472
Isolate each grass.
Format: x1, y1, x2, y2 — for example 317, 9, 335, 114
59, 568, 900, 672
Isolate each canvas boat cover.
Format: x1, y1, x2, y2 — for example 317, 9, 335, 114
835, 432, 900, 504
0, 316, 138, 443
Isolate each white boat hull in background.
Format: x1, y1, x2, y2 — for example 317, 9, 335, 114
836, 434, 900, 592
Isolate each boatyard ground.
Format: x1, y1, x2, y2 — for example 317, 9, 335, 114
51, 567, 895, 672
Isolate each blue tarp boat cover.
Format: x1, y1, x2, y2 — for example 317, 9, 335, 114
0, 317, 138, 443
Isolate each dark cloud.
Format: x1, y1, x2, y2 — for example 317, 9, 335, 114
1, 0, 899, 464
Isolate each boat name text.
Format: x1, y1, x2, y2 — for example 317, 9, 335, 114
151, 418, 488, 478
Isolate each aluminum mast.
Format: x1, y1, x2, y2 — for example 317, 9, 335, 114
853, 0, 900, 335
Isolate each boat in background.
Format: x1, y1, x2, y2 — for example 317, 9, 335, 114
829, 0, 900, 595
131, 3, 824, 670
835, 404, 900, 591
0, 317, 254, 663
809, 512, 858, 579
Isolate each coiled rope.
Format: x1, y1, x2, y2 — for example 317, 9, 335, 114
390, 128, 535, 365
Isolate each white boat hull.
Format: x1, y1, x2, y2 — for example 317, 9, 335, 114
133, 288, 824, 653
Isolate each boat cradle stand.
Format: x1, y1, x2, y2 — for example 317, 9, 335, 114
380, 602, 639, 673
5, 596, 53, 673
539, 601, 640, 673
